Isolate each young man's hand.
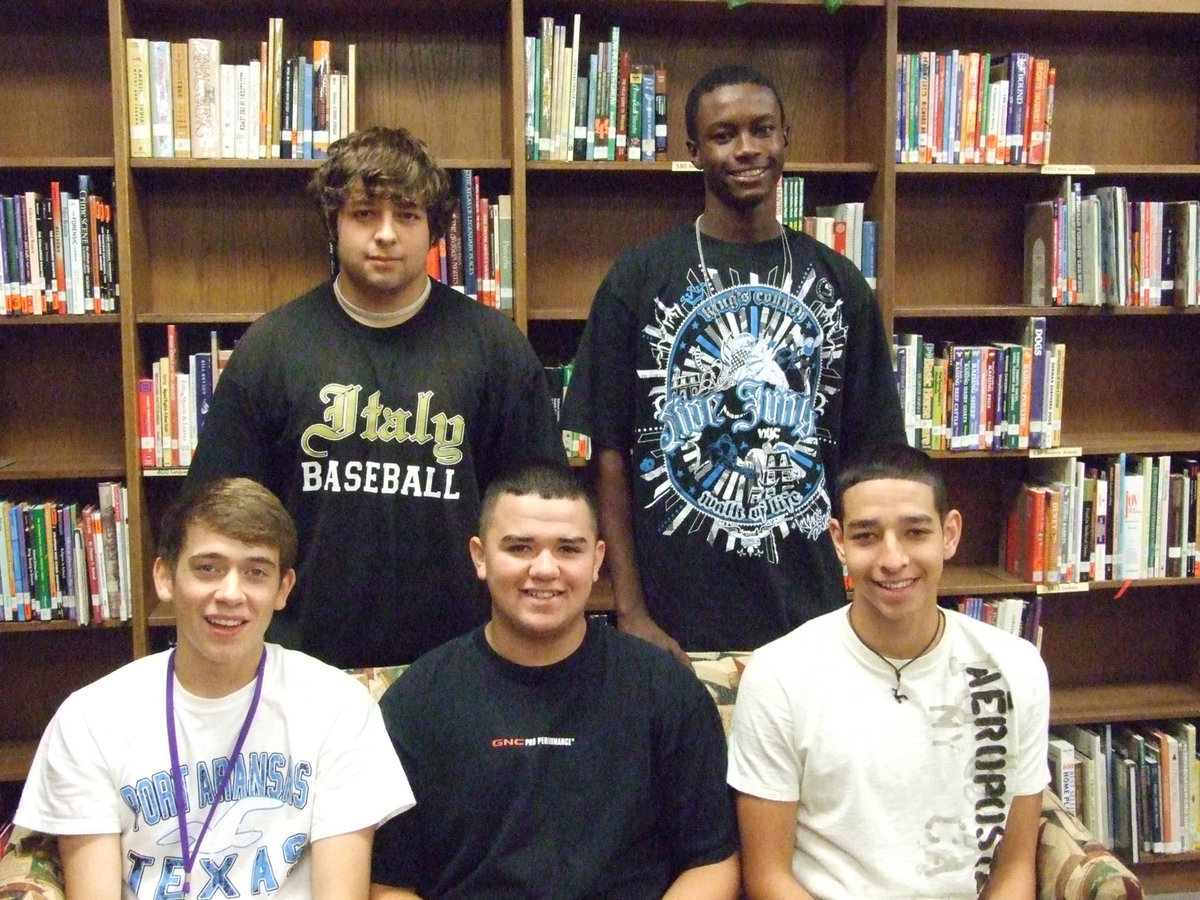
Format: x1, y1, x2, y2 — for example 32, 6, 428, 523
619, 607, 692, 668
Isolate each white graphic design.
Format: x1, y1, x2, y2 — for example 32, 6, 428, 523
636, 260, 847, 559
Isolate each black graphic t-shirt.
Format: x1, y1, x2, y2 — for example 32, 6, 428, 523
562, 223, 903, 651
188, 282, 562, 667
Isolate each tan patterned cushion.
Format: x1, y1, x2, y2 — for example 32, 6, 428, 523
0, 826, 64, 900
1037, 788, 1143, 900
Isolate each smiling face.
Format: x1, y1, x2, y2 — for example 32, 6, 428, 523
470, 491, 606, 666
155, 524, 295, 698
830, 478, 961, 656
687, 82, 789, 218
334, 191, 433, 313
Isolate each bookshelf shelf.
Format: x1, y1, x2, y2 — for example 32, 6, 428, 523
0, 740, 38, 784
1050, 682, 1200, 726
0, 458, 127, 482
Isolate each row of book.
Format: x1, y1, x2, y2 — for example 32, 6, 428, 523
423, 170, 513, 311
949, 595, 1042, 648
1024, 180, 1200, 307
1, 484, 131, 624
1048, 720, 1199, 862
892, 318, 1064, 452
897, 49, 1055, 166
138, 326, 232, 470
1004, 454, 1200, 586
543, 362, 590, 461
0, 176, 119, 316
776, 179, 878, 290
524, 16, 667, 163
126, 19, 355, 160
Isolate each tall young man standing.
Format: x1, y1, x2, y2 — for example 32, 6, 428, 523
728, 444, 1049, 899
188, 127, 563, 668
560, 65, 903, 660
16, 478, 412, 898
369, 464, 739, 899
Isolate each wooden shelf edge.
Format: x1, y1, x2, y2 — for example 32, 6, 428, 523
131, 157, 512, 171
1049, 681, 1200, 725
0, 156, 114, 169
0, 739, 38, 783
0, 314, 120, 325
900, 1, 1199, 15
894, 305, 1200, 318
0, 619, 130, 634
0, 458, 126, 481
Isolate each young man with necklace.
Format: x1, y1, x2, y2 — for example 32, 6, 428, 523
369, 463, 739, 899
15, 478, 413, 898
728, 443, 1049, 899
560, 65, 903, 661
187, 126, 562, 668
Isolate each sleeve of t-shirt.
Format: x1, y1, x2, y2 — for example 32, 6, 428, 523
657, 667, 740, 871
309, 678, 415, 843
14, 693, 125, 836
1011, 643, 1051, 797
837, 270, 905, 455
558, 254, 641, 450
726, 651, 805, 803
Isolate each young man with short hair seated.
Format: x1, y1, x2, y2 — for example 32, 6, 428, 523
369, 463, 740, 899
15, 477, 413, 899
728, 443, 1049, 899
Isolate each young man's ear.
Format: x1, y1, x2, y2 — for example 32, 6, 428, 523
941, 509, 963, 560
274, 568, 297, 611
468, 535, 487, 581
828, 518, 847, 564
152, 557, 174, 604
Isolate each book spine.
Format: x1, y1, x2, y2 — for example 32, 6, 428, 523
459, 170, 476, 299
148, 40, 175, 158
126, 37, 153, 158
654, 66, 668, 155
189, 38, 221, 159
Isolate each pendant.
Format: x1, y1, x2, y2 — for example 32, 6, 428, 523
892, 687, 908, 703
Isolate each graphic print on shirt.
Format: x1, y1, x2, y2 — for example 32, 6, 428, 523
920, 652, 1016, 891
120, 751, 312, 895
297, 383, 465, 498
638, 259, 847, 560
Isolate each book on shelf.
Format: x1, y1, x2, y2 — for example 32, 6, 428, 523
0, 488, 131, 624
1048, 736, 1079, 817
125, 37, 153, 158
0, 177, 117, 317
897, 49, 1052, 166
128, 21, 354, 162
524, 15, 667, 164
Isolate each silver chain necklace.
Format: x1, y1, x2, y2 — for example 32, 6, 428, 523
846, 607, 945, 704
693, 214, 793, 298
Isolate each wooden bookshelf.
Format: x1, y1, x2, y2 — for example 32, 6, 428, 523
3, 2, 1200, 886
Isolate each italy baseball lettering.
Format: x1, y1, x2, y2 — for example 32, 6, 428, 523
301, 383, 465, 465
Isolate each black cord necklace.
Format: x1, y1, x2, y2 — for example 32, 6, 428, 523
846, 608, 945, 704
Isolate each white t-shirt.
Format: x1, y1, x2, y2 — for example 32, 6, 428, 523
17, 644, 413, 898
728, 607, 1049, 899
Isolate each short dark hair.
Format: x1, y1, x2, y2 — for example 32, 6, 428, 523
159, 478, 298, 573
685, 64, 786, 142
478, 463, 599, 538
835, 443, 950, 521
308, 126, 459, 243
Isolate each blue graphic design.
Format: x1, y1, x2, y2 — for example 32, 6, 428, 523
638, 260, 847, 559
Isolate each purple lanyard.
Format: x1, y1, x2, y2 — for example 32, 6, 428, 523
166, 647, 266, 898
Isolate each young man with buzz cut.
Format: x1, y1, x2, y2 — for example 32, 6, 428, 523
728, 443, 1049, 899
15, 477, 413, 899
560, 64, 903, 663
188, 125, 563, 669
369, 463, 740, 900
